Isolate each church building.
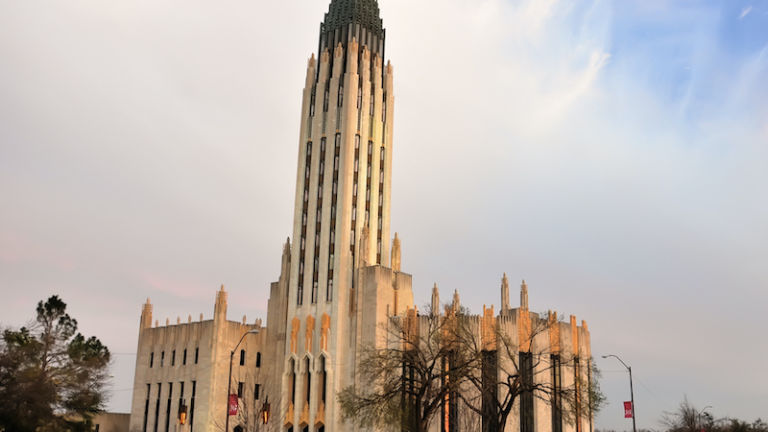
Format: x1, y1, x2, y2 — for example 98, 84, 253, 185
127, 1, 594, 431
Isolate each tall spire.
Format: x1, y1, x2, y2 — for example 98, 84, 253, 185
214, 285, 228, 321
391, 233, 401, 272
520, 280, 529, 310
452, 289, 461, 313
431, 283, 440, 316
501, 273, 510, 314
140, 298, 152, 330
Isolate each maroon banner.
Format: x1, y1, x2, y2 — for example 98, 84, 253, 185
624, 401, 633, 419
228, 394, 239, 416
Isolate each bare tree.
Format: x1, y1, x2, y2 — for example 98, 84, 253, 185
338, 307, 476, 432
338, 306, 605, 432
453, 315, 605, 432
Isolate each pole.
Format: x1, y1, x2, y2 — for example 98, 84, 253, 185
603, 354, 637, 432
224, 329, 259, 432
225, 350, 234, 432
628, 366, 637, 432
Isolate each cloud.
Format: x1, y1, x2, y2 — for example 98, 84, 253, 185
740, 5, 752, 19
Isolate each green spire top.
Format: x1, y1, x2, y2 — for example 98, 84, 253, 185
323, 0, 384, 38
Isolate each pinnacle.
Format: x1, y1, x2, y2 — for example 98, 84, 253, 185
323, 0, 384, 37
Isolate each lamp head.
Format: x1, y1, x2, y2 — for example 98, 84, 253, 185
248, 329, 260, 335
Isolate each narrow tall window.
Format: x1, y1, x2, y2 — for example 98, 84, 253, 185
551, 355, 563, 432
237, 382, 244, 398
312, 137, 327, 304
481, 350, 499, 432
320, 356, 327, 404
309, 86, 316, 117
520, 352, 534, 432
153, 383, 161, 432
290, 359, 297, 406
440, 351, 459, 432
402, 351, 420, 432
350, 135, 361, 269
254, 384, 261, 400
377, 147, 385, 263
365, 141, 373, 231
165, 382, 173, 432
256, 352, 261, 368
182, 349, 187, 366
178, 382, 184, 424
323, 85, 329, 112
171, 350, 175, 367
160, 351, 164, 367
142, 384, 150, 432
190, 381, 196, 429
194, 348, 199, 364
149, 352, 154, 368
239, 349, 245, 366
305, 357, 312, 404
298, 141, 313, 306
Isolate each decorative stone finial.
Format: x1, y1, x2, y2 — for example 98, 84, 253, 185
431, 283, 440, 316
242, 315, 247, 325
391, 233, 401, 272
501, 273, 510, 314
452, 289, 460, 313
214, 285, 228, 321
176, 316, 181, 325
140, 298, 153, 330
520, 279, 529, 310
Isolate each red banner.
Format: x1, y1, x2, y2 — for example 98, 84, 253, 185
624, 401, 634, 419
228, 394, 239, 416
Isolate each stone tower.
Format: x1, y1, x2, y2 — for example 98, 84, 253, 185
288, 0, 393, 311
279, 0, 407, 430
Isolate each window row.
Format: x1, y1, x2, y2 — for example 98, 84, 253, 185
149, 348, 198, 368
238, 349, 262, 368
236, 381, 262, 401
298, 141, 313, 306
142, 381, 196, 432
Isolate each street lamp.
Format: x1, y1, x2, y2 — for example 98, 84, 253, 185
603, 354, 637, 432
225, 329, 260, 432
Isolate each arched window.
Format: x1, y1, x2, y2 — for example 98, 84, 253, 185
320, 356, 328, 404
289, 359, 297, 405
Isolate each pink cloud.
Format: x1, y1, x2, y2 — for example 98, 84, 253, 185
0, 232, 76, 270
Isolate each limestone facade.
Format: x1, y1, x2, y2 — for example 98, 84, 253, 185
126, 1, 594, 431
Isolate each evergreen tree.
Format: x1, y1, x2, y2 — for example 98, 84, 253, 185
0, 296, 111, 432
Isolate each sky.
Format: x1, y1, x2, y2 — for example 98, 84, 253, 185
1, 0, 767, 430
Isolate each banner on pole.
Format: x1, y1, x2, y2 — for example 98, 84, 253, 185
229, 394, 239, 416
624, 401, 634, 419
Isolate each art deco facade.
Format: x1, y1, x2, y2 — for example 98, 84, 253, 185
127, 1, 593, 431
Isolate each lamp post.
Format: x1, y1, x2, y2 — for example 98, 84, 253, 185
603, 354, 636, 432
225, 329, 260, 432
